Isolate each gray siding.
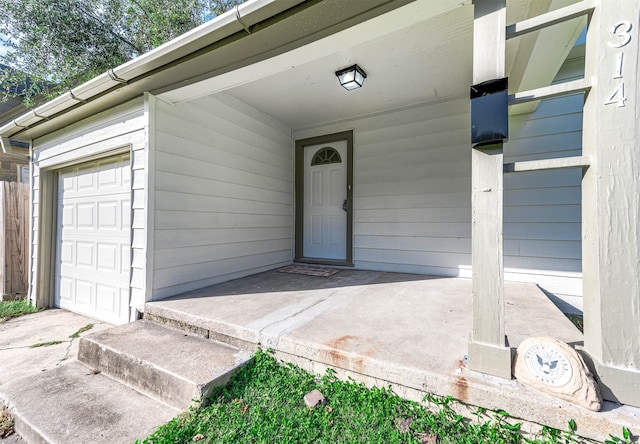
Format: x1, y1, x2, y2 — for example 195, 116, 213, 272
152, 93, 293, 299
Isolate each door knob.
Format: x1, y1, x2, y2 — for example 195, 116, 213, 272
342, 199, 348, 212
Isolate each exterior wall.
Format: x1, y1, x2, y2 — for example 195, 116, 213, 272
295, 98, 473, 278
294, 50, 584, 312
504, 46, 584, 313
30, 98, 146, 316
0, 149, 28, 182
152, 92, 293, 299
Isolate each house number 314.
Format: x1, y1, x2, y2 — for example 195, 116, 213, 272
605, 20, 632, 107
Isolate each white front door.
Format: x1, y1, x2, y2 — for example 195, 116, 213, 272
55, 155, 131, 325
303, 141, 347, 260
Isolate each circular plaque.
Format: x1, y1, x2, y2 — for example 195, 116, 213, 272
523, 343, 573, 387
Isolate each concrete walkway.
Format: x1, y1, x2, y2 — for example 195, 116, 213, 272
146, 269, 640, 443
0, 310, 178, 443
0, 310, 108, 443
0, 310, 111, 386
1, 270, 639, 442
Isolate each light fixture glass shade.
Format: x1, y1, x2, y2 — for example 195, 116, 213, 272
335, 64, 367, 90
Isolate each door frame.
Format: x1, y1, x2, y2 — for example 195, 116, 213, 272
294, 130, 353, 265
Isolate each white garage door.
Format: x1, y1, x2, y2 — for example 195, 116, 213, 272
55, 155, 131, 325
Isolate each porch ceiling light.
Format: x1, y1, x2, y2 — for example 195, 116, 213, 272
335, 64, 367, 90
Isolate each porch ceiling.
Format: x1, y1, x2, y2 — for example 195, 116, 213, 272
3, 0, 584, 142
157, 0, 583, 132
223, 2, 475, 130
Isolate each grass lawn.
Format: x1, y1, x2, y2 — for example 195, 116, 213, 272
140, 349, 595, 444
0, 298, 37, 322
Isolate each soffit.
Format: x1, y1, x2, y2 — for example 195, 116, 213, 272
223, 2, 474, 130
186, 0, 582, 131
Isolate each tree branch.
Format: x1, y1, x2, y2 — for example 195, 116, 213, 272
71, 1, 143, 54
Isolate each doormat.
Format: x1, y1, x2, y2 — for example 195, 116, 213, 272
277, 265, 341, 277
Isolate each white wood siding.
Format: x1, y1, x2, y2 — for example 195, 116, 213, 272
294, 48, 584, 312
152, 93, 293, 299
31, 98, 146, 317
296, 98, 474, 278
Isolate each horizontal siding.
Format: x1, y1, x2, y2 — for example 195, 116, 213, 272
31, 98, 146, 316
154, 191, 292, 215
294, 50, 584, 312
155, 227, 291, 249
155, 151, 290, 194
504, 50, 584, 308
152, 92, 293, 298
152, 252, 291, 300
154, 239, 290, 269
298, 96, 473, 277
36, 99, 145, 167
154, 211, 290, 230
155, 172, 291, 205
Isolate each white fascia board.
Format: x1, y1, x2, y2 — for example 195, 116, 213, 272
0, 0, 304, 139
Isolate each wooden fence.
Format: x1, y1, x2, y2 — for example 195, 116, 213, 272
0, 182, 29, 297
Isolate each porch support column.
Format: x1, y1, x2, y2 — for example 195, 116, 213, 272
580, 0, 640, 407
467, 0, 512, 379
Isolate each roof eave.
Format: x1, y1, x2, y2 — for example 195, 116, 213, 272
0, 0, 307, 141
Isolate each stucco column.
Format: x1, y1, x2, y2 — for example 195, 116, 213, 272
467, 0, 512, 379
581, 0, 640, 407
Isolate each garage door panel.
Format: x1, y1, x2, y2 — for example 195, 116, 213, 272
59, 268, 128, 287
120, 289, 129, 320
60, 241, 74, 264
76, 242, 95, 268
77, 168, 95, 190
61, 205, 75, 227
123, 166, 131, 185
121, 245, 130, 274
97, 243, 118, 272
55, 155, 131, 325
61, 173, 76, 191
77, 203, 95, 229
96, 284, 118, 313
75, 280, 94, 306
121, 200, 131, 229
98, 203, 118, 229
97, 166, 117, 188
59, 277, 73, 302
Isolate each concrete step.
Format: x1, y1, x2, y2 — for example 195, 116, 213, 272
78, 320, 251, 410
0, 361, 177, 444
143, 276, 640, 444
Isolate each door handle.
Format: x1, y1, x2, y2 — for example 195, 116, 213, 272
342, 199, 348, 212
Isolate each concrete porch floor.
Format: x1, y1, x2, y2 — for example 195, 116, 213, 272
146, 268, 639, 442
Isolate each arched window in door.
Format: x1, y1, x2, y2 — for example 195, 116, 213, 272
311, 147, 342, 166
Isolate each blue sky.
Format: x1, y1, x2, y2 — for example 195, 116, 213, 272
0, 34, 9, 59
